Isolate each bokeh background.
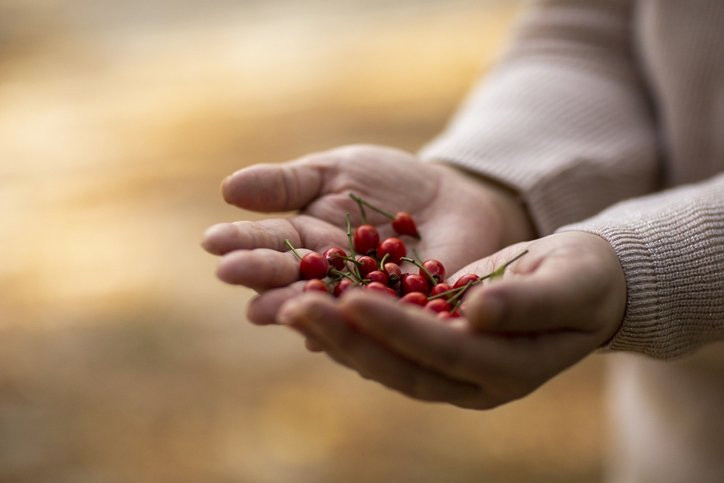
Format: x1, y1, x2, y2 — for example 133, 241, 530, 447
0, 1, 608, 481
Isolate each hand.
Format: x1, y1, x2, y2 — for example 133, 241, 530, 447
277, 231, 626, 409
202, 144, 533, 324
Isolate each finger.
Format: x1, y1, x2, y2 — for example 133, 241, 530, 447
217, 248, 303, 289
222, 153, 334, 211
340, 290, 589, 385
305, 338, 324, 352
202, 215, 347, 256
339, 291, 490, 383
246, 282, 304, 324
279, 294, 485, 408
463, 262, 600, 334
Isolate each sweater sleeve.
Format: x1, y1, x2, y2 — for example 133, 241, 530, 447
560, 173, 724, 359
419, 0, 659, 235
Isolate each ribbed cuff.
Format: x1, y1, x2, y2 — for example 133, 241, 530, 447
559, 176, 724, 359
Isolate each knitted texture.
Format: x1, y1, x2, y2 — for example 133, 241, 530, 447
561, 174, 724, 359
420, 0, 724, 358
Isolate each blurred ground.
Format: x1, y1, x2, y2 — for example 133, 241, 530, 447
0, 1, 606, 482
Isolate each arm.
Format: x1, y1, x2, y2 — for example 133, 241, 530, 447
281, 175, 724, 408
560, 172, 724, 358
421, 0, 659, 235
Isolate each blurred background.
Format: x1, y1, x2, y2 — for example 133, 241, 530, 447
0, 1, 607, 481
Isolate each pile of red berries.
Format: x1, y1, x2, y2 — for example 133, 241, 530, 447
286, 193, 525, 320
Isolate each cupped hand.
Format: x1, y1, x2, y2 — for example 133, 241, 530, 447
277, 231, 626, 409
202, 145, 533, 324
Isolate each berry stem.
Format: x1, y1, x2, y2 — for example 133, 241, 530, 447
446, 281, 472, 306
400, 256, 437, 286
345, 212, 356, 257
330, 268, 358, 283
349, 193, 394, 220
427, 284, 467, 301
428, 250, 530, 301
340, 256, 364, 282
284, 239, 303, 261
412, 248, 423, 263
350, 195, 369, 224
378, 252, 389, 270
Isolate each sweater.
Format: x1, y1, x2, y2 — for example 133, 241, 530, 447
420, 2, 724, 480
420, 0, 724, 360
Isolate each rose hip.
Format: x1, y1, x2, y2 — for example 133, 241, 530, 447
392, 211, 420, 238
430, 282, 452, 297
365, 281, 397, 297
366, 270, 389, 285
400, 292, 427, 306
354, 225, 379, 255
356, 256, 378, 277
453, 273, 480, 289
300, 252, 329, 280
421, 259, 445, 283
383, 262, 402, 286
333, 278, 355, 297
377, 237, 406, 264
303, 279, 328, 293
401, 273, 429, 295
425, 298, 451, 313
323, 247, 346, 270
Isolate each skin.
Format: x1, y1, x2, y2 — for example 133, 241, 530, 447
202, 144, 627, 408
202, 144, 533, 324
278, 232, 627, 409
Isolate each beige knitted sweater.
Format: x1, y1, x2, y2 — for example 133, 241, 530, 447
421, 0, 724, 359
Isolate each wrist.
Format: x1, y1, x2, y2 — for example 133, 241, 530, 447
438, 162, 536, 245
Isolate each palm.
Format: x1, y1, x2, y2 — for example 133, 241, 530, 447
203, 145, 521, 323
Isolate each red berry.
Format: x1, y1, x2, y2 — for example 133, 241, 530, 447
365, 281, 397, 297
425, 298, 451, 313
366, 270, 389, 285
323, 247, 346, 270
453, 273, 480, 289
400, 292, 427, 306
421, 259, 445, 283
356, 256, 377, 277
430, 282, 452, 297
377, 237, 406, 264
383, 262, 402, 286
392, 211, 419, 238
300, 252, 329, 280
354, 225, 379, 255
401, 273, 429, 295
303, 279, 328, 293
436, 311, 454, 320
333, 279, 355, 297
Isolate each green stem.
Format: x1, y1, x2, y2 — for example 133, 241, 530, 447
400, 256, 437, 286
450, 298, 463, 315
349, 193, 394, 220
446, 281, 473, 306
428, 249, 530, 301
284, 239, 303, 261
345, 212, 356, 257
350, 196, 368, 224
379, 252, 389, 270
331, 268, 358, 283
340, 256, 364, 282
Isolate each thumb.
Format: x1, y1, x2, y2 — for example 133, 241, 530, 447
464, 269, 592, 334
222, 155, 332, 212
